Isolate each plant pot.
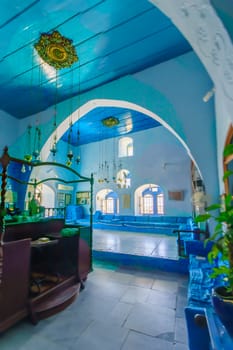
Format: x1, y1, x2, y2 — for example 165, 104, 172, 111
212, 286, 233, 338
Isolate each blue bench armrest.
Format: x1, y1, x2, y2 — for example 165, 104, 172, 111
185, 307, 210, 350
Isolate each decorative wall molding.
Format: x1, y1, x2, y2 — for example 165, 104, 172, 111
149, 0, 233, 101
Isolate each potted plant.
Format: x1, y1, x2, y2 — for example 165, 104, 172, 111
195, 144, 233, 337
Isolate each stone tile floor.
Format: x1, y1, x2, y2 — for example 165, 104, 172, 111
0, 261, 188, 350
93, 229, 178, 260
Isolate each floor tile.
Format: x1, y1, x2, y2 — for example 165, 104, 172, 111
175, 317, 188, 344
152, 278, 179, 293
129, 274, 154, 289
120, 285, 151, 304
124, 302, 175, 337
70, 320, 129, 350
147, 289, 177, 309
176, 295, 187, 318
109, 302, 133, 326
174, 342, 188, 349
122, 330, 175, 350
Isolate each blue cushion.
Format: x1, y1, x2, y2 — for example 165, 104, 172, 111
66, 205, 84, 221
185, 240, 213, 257
122, 215, 135, 222
94, 210, 102, 221
165, 216, 177, 223
177, 216, 189, 224
148, 216, 161, 222
188, 267, 214, 304
135, 216, 149, 222
101, 215, 114, 221
75, 205, 84, 219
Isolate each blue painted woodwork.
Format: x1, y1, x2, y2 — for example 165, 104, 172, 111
61, 106, 160, 146
0, 0, 192, 119
65, 204, 84, 223
184, 250, 233, 349
204, 307, 233, 349
93, 250, 189, 274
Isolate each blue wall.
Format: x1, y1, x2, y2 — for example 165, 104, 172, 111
76, 127, 192, 216
0, 51, 219, 214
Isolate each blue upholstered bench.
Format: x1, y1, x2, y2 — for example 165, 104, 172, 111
173, 221, 210, 257
93, 213, 193, 235
184, 245, 224, 350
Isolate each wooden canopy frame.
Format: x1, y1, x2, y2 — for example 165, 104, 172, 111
0, 146, 94, 243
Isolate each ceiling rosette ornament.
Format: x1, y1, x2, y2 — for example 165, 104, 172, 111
34, 30, 78, 69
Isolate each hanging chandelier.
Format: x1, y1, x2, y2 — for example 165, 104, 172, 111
50, 70, 58, 160
66, 122, 74, 167
34, 30, 78, 70
23, 124, 41, 164
34, 30, 79, 164
24, 124, 32, 162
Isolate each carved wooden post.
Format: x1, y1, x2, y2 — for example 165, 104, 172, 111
0, 146, 10, 243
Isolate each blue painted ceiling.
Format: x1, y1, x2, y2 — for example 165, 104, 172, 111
0, 0, 192, 121
61, 106, 161, 146
2, 1, 233, 146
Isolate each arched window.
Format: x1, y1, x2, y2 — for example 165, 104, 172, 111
96, 189, 119, 214
142, 193, 153, 214
106, 191, 118, 214
157, 193, 164, 214
116, 169, 131, 188
135, 184, 164, 215
118, 137, 133, 157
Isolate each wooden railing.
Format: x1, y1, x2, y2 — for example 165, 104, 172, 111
44, 207, 65, 218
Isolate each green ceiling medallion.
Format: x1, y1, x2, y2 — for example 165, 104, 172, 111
102, 116, 120, 127
34, 31, 78, 70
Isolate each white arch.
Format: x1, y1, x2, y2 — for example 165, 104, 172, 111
40, 98, 196, 168
150, 0, 233, 103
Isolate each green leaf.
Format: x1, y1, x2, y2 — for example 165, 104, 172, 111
195, 213, 211, 223
225, 194, 232, 208
223, 144, 233, 157
223, 171, 233, 181
206, 204, 221, 211
208, 247, 219, 263
212, 265, 230, 275
211, 226, 223, 240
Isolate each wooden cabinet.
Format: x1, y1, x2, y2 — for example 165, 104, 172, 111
0, 220, 92, 332
0, 239, 31, 333
0, 147, 94, 333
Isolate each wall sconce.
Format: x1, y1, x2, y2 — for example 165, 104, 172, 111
203, 87, 215, 102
